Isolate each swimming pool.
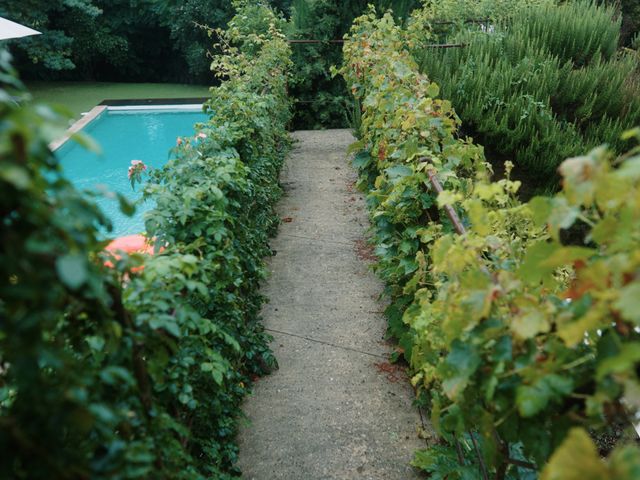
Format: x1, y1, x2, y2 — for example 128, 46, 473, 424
55, 107, 209, 237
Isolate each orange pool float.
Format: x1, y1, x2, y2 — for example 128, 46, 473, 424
104, 234, 161, 271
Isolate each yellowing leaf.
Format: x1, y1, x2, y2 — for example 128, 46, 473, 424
614, 283, 640, 325
458, 289, 492, 327
518, 242, 558, 286
511, 308, 549, 339
595, 173, 627, 211
426, 82, 440, 98
465, 199, 491, 236
590, 215, 619, 245
596, 343, 640, 380
528, 196, 553, 228
609, 445, 640, 479
0, 165, 31, 190
436, 190, 462, 207
557, 307, 607, 346
615, 156, 640, 181
432, 235, 454, 271
540, 428, 609, 480
621, 127, 640, 141
401, 114, 416, 131
540, 246, 594, 269
558, 151, 604, 206
547, 197, 580, 239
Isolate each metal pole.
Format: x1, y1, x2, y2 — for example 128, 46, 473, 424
287, 39, 467, 48
424, 162, 467, 235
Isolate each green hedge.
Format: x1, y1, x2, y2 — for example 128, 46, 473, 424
341, 8, 640, 479
0, 1, 291, 478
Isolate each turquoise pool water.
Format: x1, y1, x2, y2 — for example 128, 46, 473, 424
56, 108, 208, 237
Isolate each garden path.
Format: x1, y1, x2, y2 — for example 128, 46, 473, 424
237, 130, 426, 479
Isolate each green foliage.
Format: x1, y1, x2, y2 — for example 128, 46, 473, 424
151, 0, 237, 83
341, 9, 640, 479
411, 0, 640, 190
520, 1, 619, 65
285, 0, 421, 128
0, 1, 291, 477
0, 48, 146, 479
416, 0, 554, 23
608, 0, 640, 44
286, 0, 343, 128
3, 0, 422, 124
1, 0, 240, 83
1, 0, 173, 81
285, 0, 351, 128
0, 0, 102, 73
540, 428, 640, 479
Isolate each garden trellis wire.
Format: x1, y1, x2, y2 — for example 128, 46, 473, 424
286, 17, 491, 47
287, 39, 467, 48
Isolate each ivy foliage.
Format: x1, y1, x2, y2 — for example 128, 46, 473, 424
341, 8, 640, 479
0, 1, 291, 477
409, 0, 640, 191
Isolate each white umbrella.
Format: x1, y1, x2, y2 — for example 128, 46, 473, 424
0, 17, 41, 41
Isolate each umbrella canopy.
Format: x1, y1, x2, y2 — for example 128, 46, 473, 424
0, 17, 41, 41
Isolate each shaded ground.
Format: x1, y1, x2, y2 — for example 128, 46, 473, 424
237, 130, 427, 479
26, 82, 210, 119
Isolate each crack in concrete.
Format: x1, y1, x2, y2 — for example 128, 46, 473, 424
264, 327, 388, 359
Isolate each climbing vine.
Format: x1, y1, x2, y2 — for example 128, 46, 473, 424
0, 1, 291, 478
340, 9, 640, 479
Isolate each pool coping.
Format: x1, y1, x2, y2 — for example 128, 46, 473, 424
108, 104, 203, 111
49, 100, 207, 152
100, 97, 208, 107
50, 104, 107, 152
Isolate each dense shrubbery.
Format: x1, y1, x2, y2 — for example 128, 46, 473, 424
3, 0, 639, 131
286, 0, 349, 129
614, 0, 640, 45
0, 0, 239, 83
285, 0, 420, 129
410, 0, 640, 191
0, 1, 291, 478
1, 0, 423, 127
341, 8, 640, 479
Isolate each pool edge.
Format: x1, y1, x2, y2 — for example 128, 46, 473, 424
107, 104, 203, 111
49, 105, 107, 152
49, 101, 206, 152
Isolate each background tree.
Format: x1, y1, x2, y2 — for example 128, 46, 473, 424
0, 0, 103, 74
285, 0, 421, 128
151, 0, 235, 83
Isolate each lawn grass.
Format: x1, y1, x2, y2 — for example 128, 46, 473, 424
26, 82, 211, 119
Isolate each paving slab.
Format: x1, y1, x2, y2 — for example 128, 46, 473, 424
237, 130, 426, 479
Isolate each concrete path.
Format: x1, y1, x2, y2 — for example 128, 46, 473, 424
237, 130, 425, 479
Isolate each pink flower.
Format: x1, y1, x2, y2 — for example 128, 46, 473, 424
196, 132, 207, 139
127, 160, 147, 185
177, 137, 183, 146
130, 160, 147, 170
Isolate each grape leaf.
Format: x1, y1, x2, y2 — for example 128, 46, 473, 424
540, 428, 609, 480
